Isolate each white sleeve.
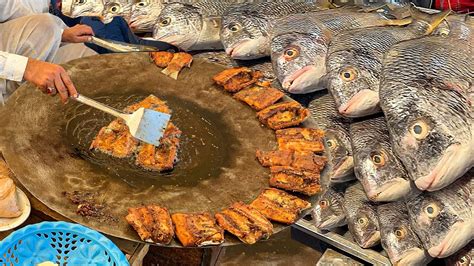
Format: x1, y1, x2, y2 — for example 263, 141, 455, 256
0, 0, 50, 22
0, 52, 29, 82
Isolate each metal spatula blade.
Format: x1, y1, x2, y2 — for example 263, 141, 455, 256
74, 95, 171, 146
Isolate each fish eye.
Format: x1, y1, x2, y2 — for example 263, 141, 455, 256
319, 200, 329, 209
75, 0, 86, 4
137, 1, 148, 7
160, 17, 171, 27
228, 23, 241, 32
424, 203, 440, 218
394, 227, 407, 239
340, 67, 357, 82
370, 151, 386, 167
326, 139, 337, 149
410, 120, 430, 140
109, 4, 121, 13
458, 255, 471, 265
283, 47, 299, 61
357, 217, 368, 227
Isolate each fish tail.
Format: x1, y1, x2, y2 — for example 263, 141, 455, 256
410, 6, 452, 34
161, 67, 179, 80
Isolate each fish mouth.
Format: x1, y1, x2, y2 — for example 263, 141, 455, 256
337, 89, 380, 117
359, 231, 381, 248
427, 220, 473, 258
392, 248, 430, 266
414, 144, 472, 191
316, 215, 346, 230
330, 156, 354, 183
225, 37, 268, 60
282, 66, 325, 94
363, 178, 411, 202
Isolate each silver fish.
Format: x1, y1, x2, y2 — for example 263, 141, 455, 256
342, 182, 380, 248
270, 8, 411, 94
326, 9, 450, 118
311, 183, 348, 230
380, 33, 474, 191
350, 116, 412, 202
377, 202, 431, 266
221, 1, 322, 60
102, 0, 134, 24
153, 1, 236, 51
129, 0, 164, 33
62, 0, 105, 18
406, 174, 473, 258
308, 94, 354, 183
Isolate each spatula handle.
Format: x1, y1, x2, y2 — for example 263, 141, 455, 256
74, 94, 125, 120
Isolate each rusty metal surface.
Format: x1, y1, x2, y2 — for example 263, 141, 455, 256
0, 53, 320, 247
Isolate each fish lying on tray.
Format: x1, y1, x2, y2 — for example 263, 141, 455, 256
213, 67, 262, 93
276, 128, 325, 154
250, 188, 311, 224
171, 212, 224, 247
90, 95, 181, 172
233, 86, 284, 111
257, 101, 310, 130
125, 205, 174, 244
256, 149, 326, 173
269, 166, 321, 196
215, 202, 273, 244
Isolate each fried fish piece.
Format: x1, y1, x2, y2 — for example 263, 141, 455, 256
256, 150, 327, 173
257, 101, 310, 130
269, 166, 321, 196
250, 188, 311, 224
276, 128, 325, 153
161, 52, 193, 80
213, 67, 263, 93
171, 212, 224, 247
149, 51, 174, 68
124, 95, 171, 114
233, 86, 285, 111
125, 205, 174, 244
136, 122, 182, 171
90, 119, 139, 158
215, 202, 273, 244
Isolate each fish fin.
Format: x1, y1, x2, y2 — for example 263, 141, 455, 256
410, 6, 452, 34
161, 68, 179, 80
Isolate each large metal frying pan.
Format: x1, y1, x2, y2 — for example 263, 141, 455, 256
0, 53, 320, 246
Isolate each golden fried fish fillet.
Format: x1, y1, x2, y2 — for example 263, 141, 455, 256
233, 86, 285, 111
124, 94, 171, 114
276, 128, 325, 153
161, 52, 193, 80
213, 67, 263, 93
215, 202, 273, 244
269, 166, 321, 196
136, 122, 182, 171
149, 51, 174, 68
125, 205, 174, 244
171, 212, 224, 247
257, 102, 310, 130
250, 188, 311, 224
90, 119, 139, 158
256, 150, 327, 173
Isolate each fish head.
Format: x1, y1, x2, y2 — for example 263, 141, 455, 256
153, 3, 203, 50
377, 205, 428, 265
65, 0, 104, 18
312, 188, 346, 230
129, 1, 163, 32
406, 192, 471, 258
221, 12, 270, 60
325, 128, 354, 182
444, 243, 473, 266
102, 0, 133, 24
327, 50, 381, 117
348, 205, 380, 248
382, 83, 473, 191
271, 33, 327, 94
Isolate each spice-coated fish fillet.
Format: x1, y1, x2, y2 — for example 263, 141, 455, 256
256, 150, 327, 173
124, 95, 171, 114
135, 122, 182, 171
171, 212, 224, 247
269, 166, 321, 196
257, 101, 310, 130
276, 128, 325, 153
250, 188, 311, 224
90, 119, 139, 158
149, 51, 174, 68
161, 52, 193, 80
233, 86, 284, 111
213, 67, 263, 93
125, 205, 174, 244
215, 202, 273, 244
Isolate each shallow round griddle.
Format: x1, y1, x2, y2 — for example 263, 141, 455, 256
0, 53, 320, 246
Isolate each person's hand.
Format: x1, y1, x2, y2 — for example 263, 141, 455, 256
23, 59, 78, 104
62, 24, 94, 43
